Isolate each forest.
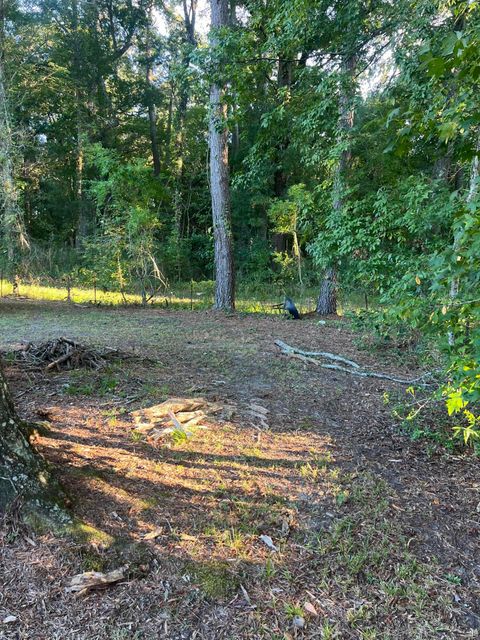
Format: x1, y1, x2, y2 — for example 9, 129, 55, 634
0, 0, 479, 638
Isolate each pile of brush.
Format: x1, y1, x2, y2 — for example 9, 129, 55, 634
14, 337, 109, 371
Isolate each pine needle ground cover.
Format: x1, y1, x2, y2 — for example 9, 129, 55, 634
0, 299, 478, 640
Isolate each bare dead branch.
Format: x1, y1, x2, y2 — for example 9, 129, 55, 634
275, 340, 433, 385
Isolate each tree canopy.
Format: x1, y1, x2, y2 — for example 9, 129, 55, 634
0, 0, 479, 443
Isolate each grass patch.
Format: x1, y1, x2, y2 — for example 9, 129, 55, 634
308, 473, 457, 637
189, 560, 241, 601
67, 521, 116, 548
0, 278, 370, 314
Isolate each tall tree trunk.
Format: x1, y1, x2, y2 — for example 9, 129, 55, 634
448, 135, 479, 346
209, 0, 234, 310
316, 55, 357, 315
175, 1, 197, 163
145, 3, 161, 177
272, 57, 291, 253
165, 86, 174, 167
147, 92, 161, 177
74, 97, 87, 248
71, 0, 88, 249
0, 47, 28, 262
171, 0, 198, 264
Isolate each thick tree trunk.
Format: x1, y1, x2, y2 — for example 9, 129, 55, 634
316, 55, 357, 316
0, 363, 67, 523
316, 267, 337, 315
209, 0, 234, 310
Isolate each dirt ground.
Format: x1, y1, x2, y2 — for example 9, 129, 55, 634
0, 299, 479, 640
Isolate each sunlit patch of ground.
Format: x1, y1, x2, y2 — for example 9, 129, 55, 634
1, 299, 478, 639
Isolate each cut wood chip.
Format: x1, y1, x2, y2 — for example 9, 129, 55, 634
143, 527, 164, 540
304, 601, 318, 616
66, 565, 127, 596
259, 534, 278, 552
131, 398, 213, 442
246, 401, 269, 429
2, 616, 17, 624
240, 584, 253, 606
132, 398, 206, 425
131, 397, 237, 443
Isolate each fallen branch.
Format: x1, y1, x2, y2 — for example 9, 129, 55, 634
274, 339, 360, 368
45, 348, 76, 371
275, 340, 433, 385
318, 363, 433, 385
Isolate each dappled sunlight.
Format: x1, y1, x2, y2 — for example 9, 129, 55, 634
2, 301, 477, 639
29, 395, 353, 595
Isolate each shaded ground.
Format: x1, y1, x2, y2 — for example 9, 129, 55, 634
0, 299, 479, 639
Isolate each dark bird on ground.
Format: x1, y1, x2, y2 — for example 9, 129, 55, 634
284, 297, 300, 319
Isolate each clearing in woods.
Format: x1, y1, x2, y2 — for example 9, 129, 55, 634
0, 299, 478, 639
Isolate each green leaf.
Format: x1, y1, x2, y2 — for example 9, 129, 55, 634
446, 390, 467, 416
427, 57, 445, 77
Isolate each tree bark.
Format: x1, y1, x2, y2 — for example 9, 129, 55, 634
316, 55, 357, 316
171, 0, 198, 273
145, 2, 161, 177
448, 135, 479, 346
71, 0, 88, 249
0, 363, 67, 523
0, 46, 29, 262
209, 0, 234, 310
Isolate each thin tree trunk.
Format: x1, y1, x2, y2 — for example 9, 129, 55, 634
145, 3, 161, 177
316, 55, 357, 315
175, 0, 197, 162
272, 57, 291, 253
448, 135, 479, 346
148, 100, 161, 176
292, 230, 302, 286
0, 51, 28, 261
209, 0, 234, 310
172, 0, 197, 256
71, 0, 87, 249
74, 97, 87, 247
165, 86, 174, 167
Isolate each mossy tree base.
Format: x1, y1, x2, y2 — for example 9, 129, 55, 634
0, 362, 70, 528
